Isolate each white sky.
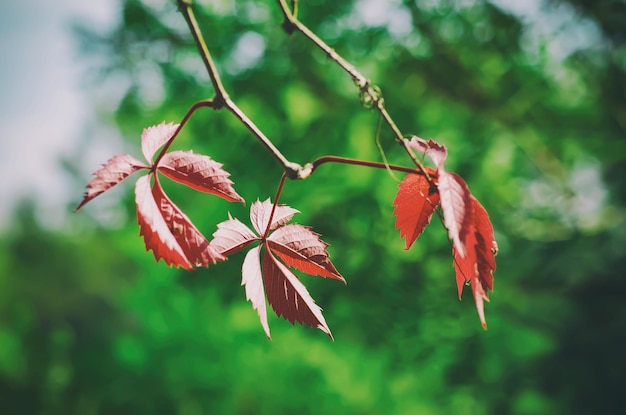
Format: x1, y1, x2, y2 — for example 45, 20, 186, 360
0, 0, 117, 228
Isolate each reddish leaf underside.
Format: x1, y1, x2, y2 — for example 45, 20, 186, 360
158, 150, 244, 203
135, 175, 192, 270
75, 154, 146, 211
263, 246, 333, 340
151, 179, 224, 267
267, 224, 345, 282
392, 168, 440, 250
210, 216, 259, 256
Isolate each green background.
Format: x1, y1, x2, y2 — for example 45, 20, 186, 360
2, 0, 625, 413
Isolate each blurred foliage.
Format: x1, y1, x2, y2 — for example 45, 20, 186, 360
2, 0, 626, 413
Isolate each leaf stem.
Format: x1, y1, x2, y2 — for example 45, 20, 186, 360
263, 173, 288, 238
309, 155, 428, 176
153, 99, 214, 168
177, 0, 303, 179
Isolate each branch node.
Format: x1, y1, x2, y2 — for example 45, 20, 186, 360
360, 84, 383, 110
281, 20, 297, 35
283, 161, 305, 180
297, 163, 314, 180
177, 0, 192, 11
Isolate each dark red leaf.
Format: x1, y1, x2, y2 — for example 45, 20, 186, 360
141, 122, 179, 163
241, 246, 271, 338
392, 168, 440, 250
210, 215, 259, 256
158, 150, 244, 203
135, 175, 192, 270
267, 224, 345, 282
438, 172, 473, 258
473, 197, 498, 292
262, 246, 333, 339
451, 194, 497, 329
151, 179, 224, 267
75, 154, 146, 211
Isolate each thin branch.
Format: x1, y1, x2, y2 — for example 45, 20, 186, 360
177, 0, 228, 105
177, 0, 303, 179
309, 155, 428, 177
275, 0, 432, 181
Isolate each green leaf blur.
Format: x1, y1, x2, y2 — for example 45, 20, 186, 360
2, 0, 626, 413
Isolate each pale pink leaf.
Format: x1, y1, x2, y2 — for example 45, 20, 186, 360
268, 224, 345, 282
210, 215, 259, 256
141, 122, 180, 163
407, 136, 448, 169
438, 172, 472, 258
242, 246, 271, 339
262, 247, 333, 340
472, 272, 490, 330
158, 150, 244, 203
249, 199, 299, 236
135, 175, 192, 269
151, 180, 224, 267
75, 154, 147, 211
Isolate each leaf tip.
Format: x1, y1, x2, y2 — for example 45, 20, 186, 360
319, 325, 334, 342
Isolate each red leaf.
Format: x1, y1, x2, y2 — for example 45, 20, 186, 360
141, 122, 180, 163
263, 246, 333, 340
392, 168, 440, 250
438, 172, 472, 258
135, 175, 192, 269
158, 150, 244, 203
250, 198, 299, 235
473, 197, 498, 291
210, 215, 259, 256
267, 224, 345, 282
242, 246, 271, 338
451, 195, 498, 329
75, 154, 147, 211
407, 136, 448, 169
151, 179, 224, 267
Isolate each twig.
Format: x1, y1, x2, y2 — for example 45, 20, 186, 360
309, 156, 428, 177
177, 0, 303, 179
263, 173, 288, 238
275, 0, 432, 182
153, 99, 214, 167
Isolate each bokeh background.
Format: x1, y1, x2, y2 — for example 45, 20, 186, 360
1, 0, 625, 413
